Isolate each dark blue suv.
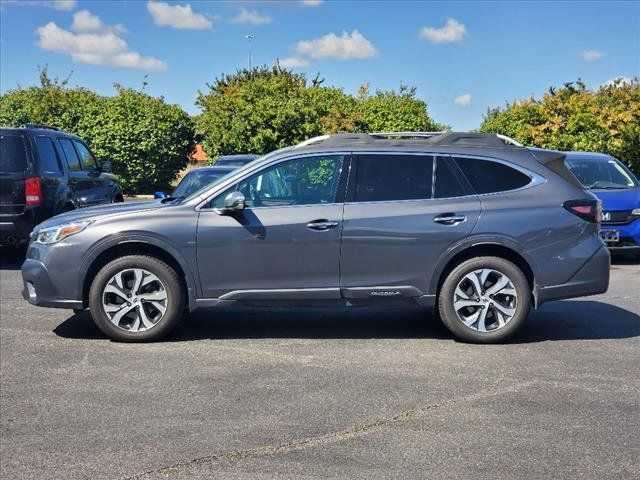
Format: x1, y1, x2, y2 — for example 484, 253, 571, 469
0, 124, 123, 246
565, 152, 640, 257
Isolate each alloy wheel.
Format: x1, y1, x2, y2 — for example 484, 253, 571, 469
453, 268, 518, 332
101, 268, 168, 332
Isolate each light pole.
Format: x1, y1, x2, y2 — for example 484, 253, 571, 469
244, 34, 255, 69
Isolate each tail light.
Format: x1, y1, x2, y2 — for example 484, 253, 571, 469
25, 177, 42, 205
563, 199, 601, 224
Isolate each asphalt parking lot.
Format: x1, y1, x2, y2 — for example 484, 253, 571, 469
1, 248, 638, 480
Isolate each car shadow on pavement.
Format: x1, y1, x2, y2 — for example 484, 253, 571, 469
0, 246, 25, 271
54, 300, 639, 343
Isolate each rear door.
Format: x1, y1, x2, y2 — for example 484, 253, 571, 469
0, 132, 31, 217
340, 153, 481, 298
58, 137, 93, 207
72, 139, 114, 205
33, 136, 65, 217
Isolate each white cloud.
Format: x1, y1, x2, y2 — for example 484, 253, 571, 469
419, 18, 467, 44
229, 8, 271, 25
301, 0, 323, 6
52, 0, 75, 10
1, 0, 76, 10
295, 30, 377, 60
454, 93, 471, 107
37, 21, 167, 71
602, 76, 632, 87
279, 57, 310, 68
71, 10, 125, 34
580, 50, 603, 61
147, 1, 212, 30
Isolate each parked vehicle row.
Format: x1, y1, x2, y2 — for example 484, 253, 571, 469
20, 132, 612, 343
0, 125, 122, 246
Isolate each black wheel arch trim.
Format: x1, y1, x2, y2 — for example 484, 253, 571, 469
78, 232, 199, 309
428, 235, 539, 296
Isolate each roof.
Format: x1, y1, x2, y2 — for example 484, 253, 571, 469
292, 132, 525, 154
217, 154, 260, 160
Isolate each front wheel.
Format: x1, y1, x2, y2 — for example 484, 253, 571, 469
438, 256, 531, 343
88, 255, 185, 342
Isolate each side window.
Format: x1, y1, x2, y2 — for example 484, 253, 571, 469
35, 137, 62, 173
453, 157, 531, 194
213, 155, 344, 208
355, 154, 433, 202
434, 156, 469, 198
58, 138, 82, 172
73, 140, 98, 170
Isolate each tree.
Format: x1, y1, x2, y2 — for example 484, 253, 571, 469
88, 86, 194, 193
195, 67, 445, 160
196, 66, 360, 159
479, 79, 640, 175
0, 68, 194, 193
357, 83, 447, 133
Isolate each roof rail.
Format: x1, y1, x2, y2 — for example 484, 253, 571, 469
371, 131, 444, 139
495, 134, 523, 147
24, 123, 60, 131
294, 134, 331, 149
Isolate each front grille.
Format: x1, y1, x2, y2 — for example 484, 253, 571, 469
602, 210, 633, 225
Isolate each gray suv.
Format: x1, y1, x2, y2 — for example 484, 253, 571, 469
21, 132, 610, 343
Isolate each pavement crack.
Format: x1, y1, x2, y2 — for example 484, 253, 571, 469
122, 379, 539, 479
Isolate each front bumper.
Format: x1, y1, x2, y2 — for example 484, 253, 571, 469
536, 244, 610, 305
601, 219, 640, 253
21, 258, 83, 309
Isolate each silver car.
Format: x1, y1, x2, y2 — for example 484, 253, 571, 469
21, 132, 610, 343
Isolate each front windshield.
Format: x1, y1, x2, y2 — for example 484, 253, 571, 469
173, 170, 232, 198
565, 156, 637, 189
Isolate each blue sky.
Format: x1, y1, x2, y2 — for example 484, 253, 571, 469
1, 0, 638, 130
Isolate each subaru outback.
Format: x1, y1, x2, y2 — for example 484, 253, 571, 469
21, 132, 610, 343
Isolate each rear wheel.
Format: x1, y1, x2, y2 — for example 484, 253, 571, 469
438, 256, 531, 343
88, 255, 184, 342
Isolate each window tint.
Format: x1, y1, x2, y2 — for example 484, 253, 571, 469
73, 140, 98, 170
0, 134, 27, 173
453, 157, 531, 194
35, 137, 62, 173
213, 155, 344, 208
434, 156, 468, 198
58, 138, 82, 171
355, 154, 433, 202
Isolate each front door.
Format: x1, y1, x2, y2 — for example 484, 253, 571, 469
340, 154, 481, 296
196, 154, 347, 299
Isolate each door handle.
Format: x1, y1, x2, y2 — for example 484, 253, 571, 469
307, 220, 339, 231
433, 214, 466, 225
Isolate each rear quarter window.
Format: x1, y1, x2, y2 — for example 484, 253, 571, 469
0, 134, 28, 173
35, 137, 63, 173
453, 157, 531, 194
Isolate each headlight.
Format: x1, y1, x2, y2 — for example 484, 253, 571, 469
631, 208, 640, 216
32, 221, 92, 244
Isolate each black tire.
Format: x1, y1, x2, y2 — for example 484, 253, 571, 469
88, 255, 185, 342
438, 256, 531, 343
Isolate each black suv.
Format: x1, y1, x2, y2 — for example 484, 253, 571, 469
0, 124, 122, 246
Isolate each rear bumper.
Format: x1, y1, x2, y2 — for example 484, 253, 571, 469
0, 209, 37, 244
536, 244, 610, 305
21, 258, 83, 309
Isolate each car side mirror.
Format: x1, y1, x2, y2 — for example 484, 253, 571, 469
215, 191, 246, 215
154, 191, 168, 199
100, 160, 113, 173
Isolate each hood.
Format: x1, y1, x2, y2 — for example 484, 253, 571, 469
591, 187, 640, 212
35, 200, 165, 230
